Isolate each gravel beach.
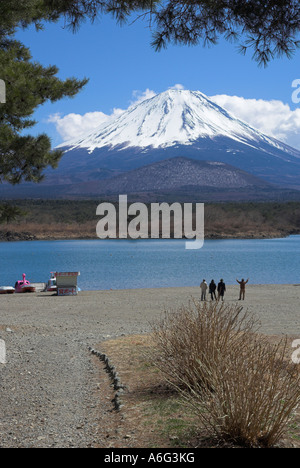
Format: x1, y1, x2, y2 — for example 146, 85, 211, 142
0, 284, 299, 448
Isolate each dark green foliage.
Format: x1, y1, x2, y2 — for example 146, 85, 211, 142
0, 203, 26, 224
0, 0, 88, 218
0, 0, 158, 35
45, 1, 300, 66
151, 1, 300, 66
0, 39, 88, 185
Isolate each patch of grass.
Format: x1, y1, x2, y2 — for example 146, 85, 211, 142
100, 334, 200, 448
142, 398, 194, 447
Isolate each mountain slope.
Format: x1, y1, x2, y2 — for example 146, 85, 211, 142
62, 157, 300, 202
83, 157, 271, 193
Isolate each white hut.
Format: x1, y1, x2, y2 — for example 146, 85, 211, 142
55, 272, 80, 296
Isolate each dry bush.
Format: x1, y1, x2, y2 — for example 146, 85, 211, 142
185, 336, 300, 447
151, 300, 259, 391
151, 301, 300, 447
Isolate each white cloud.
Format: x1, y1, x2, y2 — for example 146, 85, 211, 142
211, 94, 300, 150
130, 88, 157, 106
169, 83, 185, 90
48, 111, 112, 142
49, 88, 157, 143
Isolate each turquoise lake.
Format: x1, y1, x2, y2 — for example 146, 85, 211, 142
0, 236, 299, 291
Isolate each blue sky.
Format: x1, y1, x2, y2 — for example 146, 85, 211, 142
16, 13, 300, 149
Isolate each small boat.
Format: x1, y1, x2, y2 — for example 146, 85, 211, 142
0, 286, 15, 295
15, 274, 36, 294
46, 272, 57, 292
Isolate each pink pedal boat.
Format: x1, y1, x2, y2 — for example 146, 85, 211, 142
15, 274, 36, 293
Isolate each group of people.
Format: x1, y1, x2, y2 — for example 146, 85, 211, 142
200, 278, 249, 302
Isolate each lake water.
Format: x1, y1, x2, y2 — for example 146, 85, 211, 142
0, 236, 299, 291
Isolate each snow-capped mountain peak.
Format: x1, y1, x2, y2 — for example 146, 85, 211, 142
59, 89, 290, 153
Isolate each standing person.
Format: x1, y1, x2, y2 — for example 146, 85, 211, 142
236, 278, 249, 300
217, 279, 226, 301
209, 279, 217, 301
200, 279, 208, 301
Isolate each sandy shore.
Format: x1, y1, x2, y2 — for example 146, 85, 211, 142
0, 284, 299, 448
1, 284, 299, 336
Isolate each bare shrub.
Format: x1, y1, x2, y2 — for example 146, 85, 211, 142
185, 337, 300, 447
151, 300, 300, 447
151, 300, 259, 391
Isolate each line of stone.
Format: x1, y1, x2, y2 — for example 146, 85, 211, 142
89, 347, 126, 411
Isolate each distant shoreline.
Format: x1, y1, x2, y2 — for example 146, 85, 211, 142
1, 231, 299, 243
1, 200, 299, 242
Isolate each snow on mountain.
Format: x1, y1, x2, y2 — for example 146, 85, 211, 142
58, 89, 299, 158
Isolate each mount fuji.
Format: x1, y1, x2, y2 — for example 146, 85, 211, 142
52, 89, 300, 190
59, 89, 298, 156
1, 89, 300, 199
